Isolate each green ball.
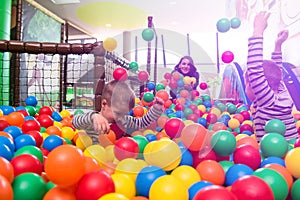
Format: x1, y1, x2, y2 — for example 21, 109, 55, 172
25, 105, 36, 116
14, 146, 44, 164
40, 127, 46, 133
260, 133, 288, 158
216, 103, 226, 112
183, 108, 193, 117
143, 92, 154, 103
265, 119, 286, 135
210, 130, 236, 156
155, 83, 165, 91
201, 94, 211, 102
133, 135, 149, 159
129, 61, 139, 71
219, 160, 234, 173
12, 173, 47, 200
194, 98, 203, 105
253, 168, 289, 200
74, 109, 84, 115
291, 178, 300, 200
142, 28, 154, 41
227, 104, 237, 114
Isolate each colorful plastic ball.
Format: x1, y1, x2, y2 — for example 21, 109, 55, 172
264, 119, 286, 135
103, 37, 117, 51
74, 109, 84, 116
233, 144, 261, 170
136, 165, 166, 197
25, 96, 38, 106
132, 135, 148, 158
231, 175, 274, 199
149, 175, 188, 200
181, 123, 208, 151
285, 147, 300, 178
0, 105, 15, 115
39, 106, 54, 116
0, 157, 14, 183
230, 17, 241, 29
264, 163, 293, 190
76, 170, 115, 200
129, 61, 139, 72
222, 51, 234, 63
113, 67, 128, 82
14, 134, 36, 150
155, 83, 165, 91
199, 82, 208, 90
291, 178, 300, 200
138, 71, 149, 82
3, 125, 22, 139
142, 28, 154, 41
197, 117, 207, 127
146, 82, 155, 91
114, 137, 139, 160
219, 160, 234, 174
43, 187, 77, 200
6, 111, 25, 127
216, 18, 231, 33
211, 130, 236, 156
111, 173, 136, 199
42, 135, 64, 151
0, 120, 9, 131
143, 92, 154, 103
225, 163, 254, 186
193, 185, 236, 200
44, 144, 85, 187
206, 113, 218, 124
0, 173, 13, 199
99, 193, 129, 200
155, 90, 169, 102
36, 114, 54, 128
253, 168, 289, 200
145, 133, 157, 142
188, 181, 213, 200
260, 133, 288, 158
12, 173, 47, 200
51, 111, 63, 122
11, 154, 43, 176
0, 135, 15, 152
164, 118, 185, 138
260, 156, 285, 167
196, 159, 225, 185
0, 143, 13, 161
171, 165, 200, 189
179, 146, 193, 166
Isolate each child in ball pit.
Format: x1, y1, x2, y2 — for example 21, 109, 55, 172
72, 80, 164, 144
244, 11, 298, 142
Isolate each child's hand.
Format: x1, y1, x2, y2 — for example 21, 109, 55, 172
152, 97, 164, 110
253, 11, 271, 36
91, 112, 110, 134
276, 30, 289, 46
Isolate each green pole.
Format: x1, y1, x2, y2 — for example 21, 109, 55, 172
0, 0, 12, 105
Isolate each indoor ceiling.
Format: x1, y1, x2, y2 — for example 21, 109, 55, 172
32, 0, 228, 40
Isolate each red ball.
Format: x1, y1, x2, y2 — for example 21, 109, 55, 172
114, 137, 139, 160
36, 114, 54, 128
22, 119, 41, 133
138, 71, 149, 82
233, 144, 261, 170
191, 90, 200, 98
191, 146, 217, 168
240, 110, 251, 121
231, 175, 274, 199
206, 113, 218, 124
194, 185, 236, 200
240, 124, 254, 134
113, 67, 128, 81
10, 154, 43, 176
187, 113, 199, 122
233, 113, 244, 123
0, 120, 10, 131
199, 82, 208, 90
164, 118, 185, 138
39, 106, 54, 116
75, 170, 115, 200
25, 130, 43, 147
17, 109, 29, 117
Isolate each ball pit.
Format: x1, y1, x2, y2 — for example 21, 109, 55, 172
0, 94, 299, 200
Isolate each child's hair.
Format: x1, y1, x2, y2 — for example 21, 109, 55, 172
101, 80, 135, 110
244, 60, 282, 91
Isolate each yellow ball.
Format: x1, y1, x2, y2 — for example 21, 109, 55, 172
296, 120, 300, 130
184, 120, 194, 126
103, 37, 117, 52
111, 174, 136, 199
76, 134, 93, 151
210, 107, 221, 118
149, 175, 189, 200
235, 133, 248, 141
143, 129, 155, 136
228, 118, 240, 129
53, 121, 62, 128
105, 145, 115, 163
99, 193, 129, 200
0, 109, 3, 117
242, 120, 253, 126
61, 126, 75, 140
60, 109, 71, 118
285, 147, 300, 178
42, 132, 49, 140
198, 105, 206, 113
171, 165, 201, 189
84, 144, 106, 166
115, 158, 147, 182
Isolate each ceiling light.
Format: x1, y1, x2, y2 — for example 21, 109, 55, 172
105, 24, 112, 27
51, 0, 80, 5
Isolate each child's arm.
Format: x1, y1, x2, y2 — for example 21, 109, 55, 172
121, 97, 164, 130
72, 111, 98, 131
247, 11, 273, 106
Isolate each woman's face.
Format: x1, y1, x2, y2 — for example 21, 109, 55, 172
179, 58, 191, 74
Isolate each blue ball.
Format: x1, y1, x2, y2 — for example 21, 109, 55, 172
260, 156, 285, 167
136, 165, 166, 197
142, 28, 155, 41
225, 164, 254, 186
0, 105, 16, 115
230, 17, 241, 29
176, 110, 184, 118
197, 117, 207, 127
147, 82, 156, 91
51, 111, 63, 122
3, 126, 22, 139
25, 116, 35, 121
216, 18, 231, 33
203, 100, 212, 108
0, 136, 15, 152
188, 181, 213, 200
179, 146, 193, 166
0, 143, 13, 160
145, 134, 157, 142
25, 96, 38, 106
42, 135, 63, 151
15, 134, 36, 150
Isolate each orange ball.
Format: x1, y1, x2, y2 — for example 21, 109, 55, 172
6, 111, 25, 127
45, 125, 62, 136
44, 145, 85, 187
181, 123, 209, 151
196, 160, 225, 185
163, 99, 172, 108
236, 136, 259, 150
43, 187, 76, 200
0, 131, 13, 141
105, 129, 117, 144
133, 106, 144, 117
84, 156, 101, 174
131, 196, 148, 200
0, 157, 14, 183
212, 122, 227, 132
0, 174, 13, 200
155, 90, 169, 102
